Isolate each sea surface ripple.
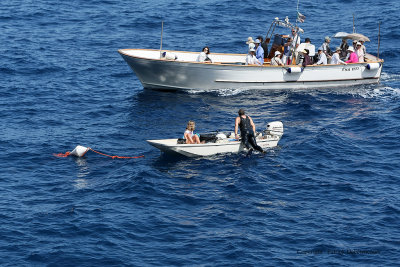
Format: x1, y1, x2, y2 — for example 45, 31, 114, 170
1, 0, 399, 266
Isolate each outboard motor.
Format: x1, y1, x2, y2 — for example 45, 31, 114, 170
216, 133, 227, 140
265, 121, 284, 137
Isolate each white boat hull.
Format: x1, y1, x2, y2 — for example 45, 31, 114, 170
147, 137, 280, 157
119, 49, 383, 91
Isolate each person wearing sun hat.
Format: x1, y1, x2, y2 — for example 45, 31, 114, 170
246, 37, 255, 51
271, 50, 284, 66
330, 47, 347, 65
246, 48, 261, 65
355, 42, 365, 62
345, 46, 358, 63
300, 49, 312, 67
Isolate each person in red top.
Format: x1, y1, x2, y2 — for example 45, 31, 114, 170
345, 47, 358, 63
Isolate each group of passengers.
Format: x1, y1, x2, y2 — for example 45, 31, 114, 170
245, 36, 269, 65
194, 29, 367, 66
243, 29, 367, 66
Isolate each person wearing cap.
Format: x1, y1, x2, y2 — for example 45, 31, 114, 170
303, 38, 316, 57
345, 46, 358, 63
301, 37, 316, 63
356, 42, 365, 62
246, 48, 261, 65
290, 28, 301, 63
290, 28, 301, 50
246, 37, 255, 51
314, 47, 327, 65
321, 36, 332, 61
282, 37, 293, 65
234, 109, 265, 154
254, 39, 264, 64
271, 50, 284, 66
339, 38, 349, 60
330, 47, 347, 65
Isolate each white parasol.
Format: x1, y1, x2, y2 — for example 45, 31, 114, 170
332, 32, 350, 38
332, 32, 370, 42
345, 33, 370, 42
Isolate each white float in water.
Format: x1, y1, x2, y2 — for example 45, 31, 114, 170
70, 145, 89, 157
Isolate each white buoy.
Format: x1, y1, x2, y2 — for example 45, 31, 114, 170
70, 145, 89, 157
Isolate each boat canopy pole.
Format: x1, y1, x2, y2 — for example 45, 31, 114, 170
159, 21, 164, 59
353, 14, 356, 33
377, 21, 381, 59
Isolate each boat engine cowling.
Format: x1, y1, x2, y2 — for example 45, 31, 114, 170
216, 133, 227, 140
265, 121, 284, 137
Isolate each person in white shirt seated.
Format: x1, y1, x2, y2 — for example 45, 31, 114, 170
271, 51, 284, 66
330, 47, 347, 65
314, 47, 327, 65
196, 46, 212, 63
246, 48, 261, 65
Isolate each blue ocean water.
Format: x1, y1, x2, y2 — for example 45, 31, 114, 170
1, 0, 400, 265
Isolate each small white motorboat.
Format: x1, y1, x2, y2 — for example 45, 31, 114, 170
147, 121, 283, 157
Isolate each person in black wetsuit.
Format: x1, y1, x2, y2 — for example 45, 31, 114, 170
234, 109, 265, 153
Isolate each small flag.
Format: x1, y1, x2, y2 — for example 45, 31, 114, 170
297, 12, 306, 23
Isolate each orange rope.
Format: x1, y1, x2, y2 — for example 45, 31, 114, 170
53, 151, 71, 157
89, 148, 144, 159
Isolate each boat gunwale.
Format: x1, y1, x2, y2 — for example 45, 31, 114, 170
147, 138, 279, 148
118, 48, 384, 68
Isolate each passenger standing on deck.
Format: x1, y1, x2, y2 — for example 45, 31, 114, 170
356, 42, 365, 62
255, 39, 264, 64
339, 38, 349, 60
246, 48, 261, 65
360, 40, 367, 55
290, 28, 301, 63
261, 36, 270, 60
321, 36, 332, 62
352, 40, 357, 51
234, 109, 265, 153
282, 37, 293, 65
303, 38, 316, 62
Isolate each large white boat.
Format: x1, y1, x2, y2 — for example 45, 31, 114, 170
119, 18, 383, 91
147, 121, 283, 157
119, 48, 382, 91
